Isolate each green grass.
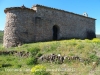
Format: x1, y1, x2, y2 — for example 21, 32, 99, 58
0, 31, 4, 50
0, 31, 100, 75
0, 39, 100, 75
0, 30, 3, 44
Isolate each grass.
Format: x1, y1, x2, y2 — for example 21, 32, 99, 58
0, 31, 100, 75
0, 31, 3, 44
0, 39, 100, 75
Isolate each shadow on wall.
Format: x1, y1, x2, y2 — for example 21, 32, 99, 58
86, 31, 96, 39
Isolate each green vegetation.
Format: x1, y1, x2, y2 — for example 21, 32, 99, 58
0, 39, 100, 75
0, 32, 100, 75
0, 31, 4, 50
0, 30, 3, 44
31, 65, 50, 75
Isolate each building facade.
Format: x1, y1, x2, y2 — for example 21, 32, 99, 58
3, 4, 96, 48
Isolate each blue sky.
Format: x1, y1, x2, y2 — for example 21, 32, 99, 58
0, 0, 100, 34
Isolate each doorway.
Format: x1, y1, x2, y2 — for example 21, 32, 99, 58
53, 25, 59, 40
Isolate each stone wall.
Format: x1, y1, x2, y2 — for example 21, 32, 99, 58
3, 7, 36, 47
3, 5, 96, 48
32, 5, 95, 41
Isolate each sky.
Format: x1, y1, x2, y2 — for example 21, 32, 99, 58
0, 0, 100, 34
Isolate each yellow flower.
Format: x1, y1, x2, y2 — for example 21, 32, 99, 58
31, 65, 46, 73
92, 38, 100, 43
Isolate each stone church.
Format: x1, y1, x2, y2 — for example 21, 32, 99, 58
3, 4, 96, 48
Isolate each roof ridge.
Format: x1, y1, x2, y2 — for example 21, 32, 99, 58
32, 4, 96, 20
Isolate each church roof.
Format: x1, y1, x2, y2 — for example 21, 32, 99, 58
32, 4, 96, 20
4, 4, 96, 20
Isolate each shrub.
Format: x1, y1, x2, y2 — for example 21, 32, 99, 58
89, 54, 98, 62
26, 47, 41, 65
92, 38, 100, 43
27, 47, 40, 57
26, 57, 37, 65
31, 65, 50, 75
37, 53, 43, 57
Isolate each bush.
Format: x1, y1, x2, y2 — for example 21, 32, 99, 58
26, 47, 41, 65
89, 54, 98, 62
31, 65, 50, 75
26, 57, 37, 65
37, 53, 43, 57
27, 47, 40, 57
92, 38, 100, 43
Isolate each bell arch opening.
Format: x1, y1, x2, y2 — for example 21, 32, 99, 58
53, 25, 59, 40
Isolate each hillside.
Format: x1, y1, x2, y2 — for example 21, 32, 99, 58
0, 38, 100, 75
0, 31, 100, 75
